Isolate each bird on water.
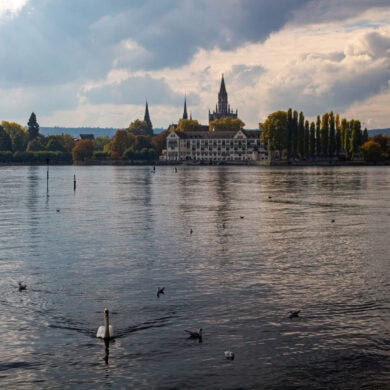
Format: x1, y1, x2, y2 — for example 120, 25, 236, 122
289, 310, 301, 319
96, 308, 114, 340
224, 351, 235, 360
157, 287, 165, 298
185, 328, 202, 342
18, 282, 27, 291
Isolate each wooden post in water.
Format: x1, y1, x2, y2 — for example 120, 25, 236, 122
73, 174, 76, 191
46, 158, 50, 196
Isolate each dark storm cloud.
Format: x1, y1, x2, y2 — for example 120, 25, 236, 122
0, 0, 312, 87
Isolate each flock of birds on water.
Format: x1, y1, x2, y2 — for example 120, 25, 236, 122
15, 188, 340, 365
17, 191, 338, 363
17, 279, 303, 362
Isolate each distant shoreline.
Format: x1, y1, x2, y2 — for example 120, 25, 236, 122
1, 160, 388, 167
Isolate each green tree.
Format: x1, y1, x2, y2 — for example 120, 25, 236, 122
45, 135, 66, 152
26, 134, 46, 151
133, 135, 153, 151
315, 115, 321, 157
329, 111, 335, 158
320, 112, 329, 157
209, 117, 245, 132
335, 113, 342, 157
128, 119, 153, 136
304, 119, 310, 158
298, 111, 305, 157
287, 108, 293, 159
72, 139, 94, 162
0, 125, 12, 151
292, 110, 298, 157
344, 120, 351, 160
27, 112, 40, 140
94, 136, 111, 151
309, 121, 316, 158
261, 110, 288, 154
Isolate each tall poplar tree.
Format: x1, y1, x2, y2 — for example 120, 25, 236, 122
304, 119, 310, 158
320, 112, 329, 157
316, 115, 321, 157
292, 110, 298, 158
329, 111, 335, 158
298, 111, 305, 158
309, 121, 316, 158
287, 108, 293, 160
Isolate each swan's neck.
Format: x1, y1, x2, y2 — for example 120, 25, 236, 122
104, 311, 110, 339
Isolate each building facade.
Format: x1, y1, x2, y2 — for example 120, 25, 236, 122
166, 128, 265, 162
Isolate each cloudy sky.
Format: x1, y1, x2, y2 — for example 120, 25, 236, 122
0, 0, 389, 130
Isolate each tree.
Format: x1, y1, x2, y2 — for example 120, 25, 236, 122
298, 111, 305, 157
209, 117, 245, 132
361, 140, 382, 163
72, 140, 94, 162
287, 108, 293, 159
261, 110, 288, 154
151, 130, 169, 156
329, 111, 335, 158
309, 121, 316, 158
320, 112, 329, 157
0, 125, 12, 151
128, 119, 153, 136
1, 121, 28, 151
110, 129, 131, 156
94, 136, 111, 151
46, 135, 66, 152
315, 115, 321, 157
133, 135, 152, 151
335, 113, 342, 157
292, 110, 298, 157
26, 134, 46, 151
176, 119, 201, 132
304, 119, 310, 158
27, 112, 40, 140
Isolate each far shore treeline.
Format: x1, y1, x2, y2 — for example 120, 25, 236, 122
0, 110, 389, 164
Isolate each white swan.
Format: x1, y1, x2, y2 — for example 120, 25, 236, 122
224, 351, 234, 360
96, 308, 114, 339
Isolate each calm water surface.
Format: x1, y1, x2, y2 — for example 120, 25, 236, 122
0, 165, 389, 389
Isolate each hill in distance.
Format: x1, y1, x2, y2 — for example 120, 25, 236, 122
40, 126, 165, 137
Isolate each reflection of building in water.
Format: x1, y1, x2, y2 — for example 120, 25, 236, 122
163, 75, 267, 163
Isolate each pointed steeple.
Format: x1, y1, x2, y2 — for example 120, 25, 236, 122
218, 74, 228, 114
183, 95, 188, 120
144, 101, 153, 131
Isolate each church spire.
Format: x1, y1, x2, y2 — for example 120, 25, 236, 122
183, 95, 188, 120
218, 74, 228, 114
144, 101, 153, 131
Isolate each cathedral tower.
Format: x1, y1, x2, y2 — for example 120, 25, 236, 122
209, 74, 238, 123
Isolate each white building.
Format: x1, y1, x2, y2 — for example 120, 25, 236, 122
166, 128, 267, 163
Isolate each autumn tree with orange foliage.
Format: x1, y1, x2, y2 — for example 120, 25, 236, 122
72, 139, 94, 162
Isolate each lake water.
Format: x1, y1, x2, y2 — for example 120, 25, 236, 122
0, 165, 389, 389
